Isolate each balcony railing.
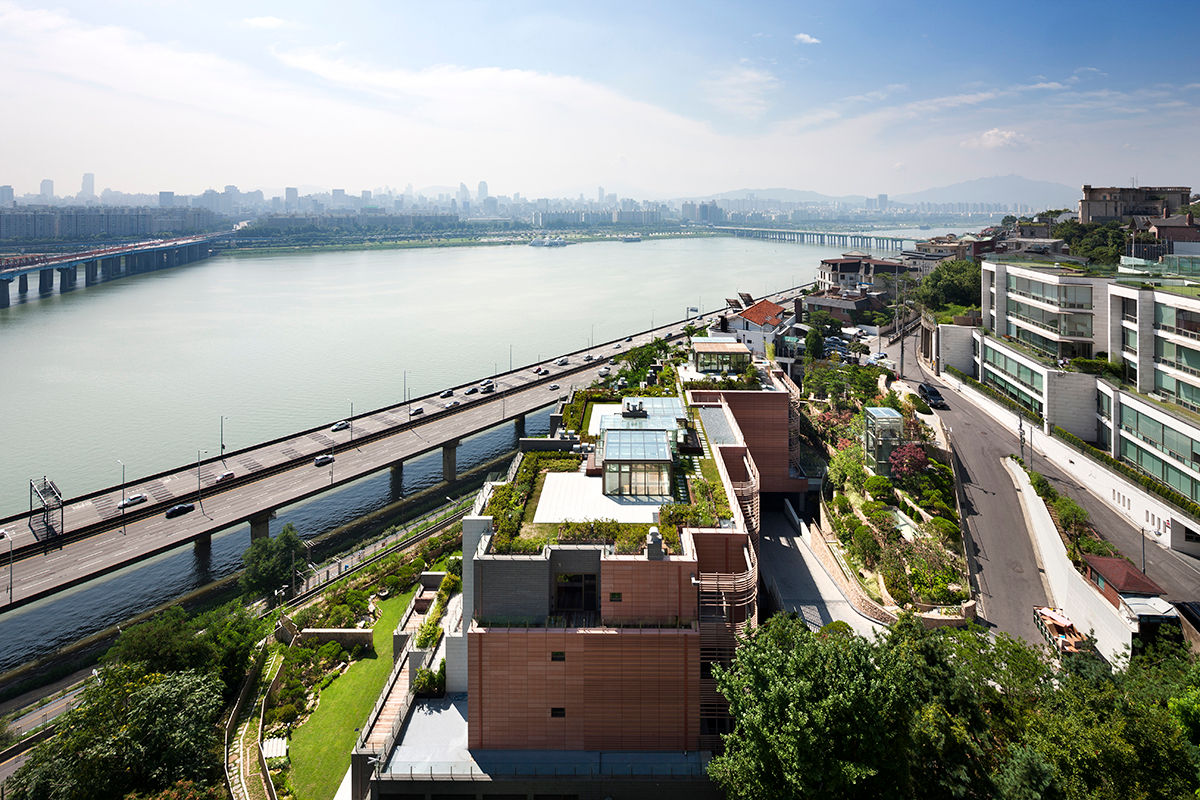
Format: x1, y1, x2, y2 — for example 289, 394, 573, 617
1156, 323, 1200, 343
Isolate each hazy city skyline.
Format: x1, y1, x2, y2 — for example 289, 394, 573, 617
1, 1, 1197, 199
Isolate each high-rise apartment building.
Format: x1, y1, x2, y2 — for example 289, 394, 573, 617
477, 180, 488, 201
285, 187, 298, 210
877, 193, 888, 212
158, 191, 174, 208
80, 173, 94, 199
39, 179, 53, 203
0, 185, 13, 207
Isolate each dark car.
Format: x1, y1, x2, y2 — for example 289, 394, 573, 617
439, 389, 454, 398
465, 386, 479, 395
918, 383, 948, 409
480, 384, 495, 394
165, 502, 195, 519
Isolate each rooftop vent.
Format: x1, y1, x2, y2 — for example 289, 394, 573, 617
646, 526, 663, 561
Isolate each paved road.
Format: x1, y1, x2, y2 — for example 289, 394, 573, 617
759, 511, 884, 638
887, 332, 1047, 644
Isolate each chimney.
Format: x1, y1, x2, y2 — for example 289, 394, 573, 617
646, 526, 663, 560
1164, 206, 1170, 219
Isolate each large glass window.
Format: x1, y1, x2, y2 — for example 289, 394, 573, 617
984, 345, 1043, 391
1156, 303, 1200, 339
1123, 327, 1138, 354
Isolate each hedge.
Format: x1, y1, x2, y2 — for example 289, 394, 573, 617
1051, 425, 1200, 520
945, 364, 1043, 425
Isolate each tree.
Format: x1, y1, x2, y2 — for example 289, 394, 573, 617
805, 326, 824, 363
6, 665, 223, 800
806, 309, 839, 337
913, 259, 980, 311
240, 522, 306, 600
888, 443, 929, 483
124, 781, 228, 800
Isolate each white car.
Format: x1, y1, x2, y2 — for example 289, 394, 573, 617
331, 420, 350, 432
548, 383, 560, 390
118, 493, 148, 509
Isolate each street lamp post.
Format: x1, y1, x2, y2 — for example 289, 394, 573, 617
349, 400, 354, 444
196, 449, 208, 513
0, 532, 11, 606
220, 415, 228, 460
509, 344, 513, 372
116, 458, 126, 535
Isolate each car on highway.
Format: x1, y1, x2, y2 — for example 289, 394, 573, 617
480, 384, 495, 394
215, 470, 235, 483
598, 367, 610, 376
556, 357, 569, 366
624, 336, 632, 342
410, 406, 424, 415
583, 354, 594, 362
537, 367, 550, 375
118, 493, 148, 509
314, 454, 335, 467
165, 502, 195, 519
918, 382, 948, 410
439, 389, 454, 398
331, 420, 350, 432
613, 343, 621, 349
548, 383, 560, 390
465, 386, 479, 395
481, 378, 494, 386
444, 400, 461, 408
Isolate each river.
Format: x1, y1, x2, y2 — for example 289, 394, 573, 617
0, 228, 967, 670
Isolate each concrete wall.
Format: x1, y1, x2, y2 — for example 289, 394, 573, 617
937, 324, 977, 376
1046, 369, 1102, 441
467, 626, 700, 751
1005, 459, 1134, 664
474, 554, 551, 623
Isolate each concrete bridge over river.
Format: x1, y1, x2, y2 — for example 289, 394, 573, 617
0, 232, 229, 307
714, 225, 912, 251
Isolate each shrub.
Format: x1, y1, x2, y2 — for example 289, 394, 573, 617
925, 516, 960, 544
911, 396, 932, 415
889, 443, 929, 483
819, 620, 853, 638
1053, 496, 1089, 537
880, 552, 912, 607
851, 525, 881, 568
447, 557, 463, 578
273, 703, 298, 725
832, 495, 852, 515
864, 475, 894, 498
1028, 471, 1057, 501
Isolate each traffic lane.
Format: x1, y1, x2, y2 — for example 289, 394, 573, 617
888, 332, 1047, 644
891, 335, 1200, 603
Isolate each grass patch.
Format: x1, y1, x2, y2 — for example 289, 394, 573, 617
287, 550, 457, 800
521, 471, 551, 526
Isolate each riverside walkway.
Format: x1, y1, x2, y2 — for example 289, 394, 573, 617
0, 286, 801, 612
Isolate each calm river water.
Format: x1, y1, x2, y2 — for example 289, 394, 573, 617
0, 228, 965, 669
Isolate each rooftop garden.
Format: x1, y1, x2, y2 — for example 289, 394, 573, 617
1017, 459, 1118, 566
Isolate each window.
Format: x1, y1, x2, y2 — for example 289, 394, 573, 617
1184, 527, 1200, 543
550, 707, 566, 718
609, 592, 622, 602
550, 651, 565, 662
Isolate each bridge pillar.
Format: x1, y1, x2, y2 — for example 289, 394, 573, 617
514, 414, 526, 438
442, 440, 458, 482
18, 274, 27, 293
390, 462, 404, 500
249, 511, 273, 540
194, 532, 211, 552
0, 278, 9, 308
58, 267, 76, 292
85, 262, 98, 285
38, 269, 53, 294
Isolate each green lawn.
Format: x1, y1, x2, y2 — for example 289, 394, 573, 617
288, 552, 459, 800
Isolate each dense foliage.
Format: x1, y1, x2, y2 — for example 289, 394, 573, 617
1052, 220, 1134, 264
913, 259, 980, 311
240, 522, 307, 600
103, 602, 262, 699
6, 665, 224, 800
710, 613, 1200, 800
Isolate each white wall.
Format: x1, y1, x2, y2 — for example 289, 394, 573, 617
1006, 460, 1134, 665
938, 324, 975, 374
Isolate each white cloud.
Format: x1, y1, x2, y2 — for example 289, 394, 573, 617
962, 128, 1033, 150
701, 65, 780, 120
242, 16, 289, 29
1025, 81, 1066, 90
793, 33, 821, 45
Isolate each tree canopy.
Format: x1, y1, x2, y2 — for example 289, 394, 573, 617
240, 522, 307, 600
5, 665, 224, 800
708, 613, 1200, 800
913, 259, 980, 311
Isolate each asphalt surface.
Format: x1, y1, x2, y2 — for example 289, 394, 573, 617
887, 332, 1048, 644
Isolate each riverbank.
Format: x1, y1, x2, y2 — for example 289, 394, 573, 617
220, 229, 721, 257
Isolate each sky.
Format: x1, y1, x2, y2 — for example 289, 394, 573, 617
1, 0, 1197, 200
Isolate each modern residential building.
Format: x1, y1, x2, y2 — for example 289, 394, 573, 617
915, 233, 995, 261
1079, 185, 1192, 224
936, 257, 1200, 555
712, 298, 786, 357
366, 374, 773, 798
816, 253, 918, 296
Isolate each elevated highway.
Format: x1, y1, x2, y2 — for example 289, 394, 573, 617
0, 286, 805, 612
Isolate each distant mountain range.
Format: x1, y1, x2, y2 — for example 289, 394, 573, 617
694, 175, 1079, 210
891, 175, 1078, 208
